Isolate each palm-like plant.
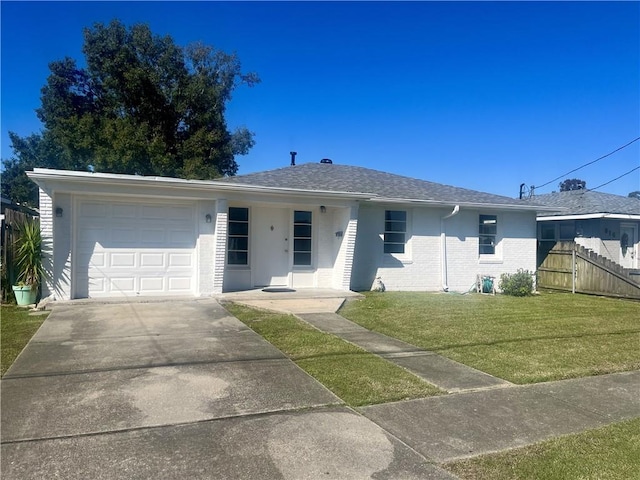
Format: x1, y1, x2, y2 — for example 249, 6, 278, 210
14, 219, 46, 289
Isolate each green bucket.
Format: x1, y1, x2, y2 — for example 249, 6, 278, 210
12, 285, 37, 306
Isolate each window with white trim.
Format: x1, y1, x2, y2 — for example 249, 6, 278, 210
384, 210, 407, 254
228, 207, 249, 265
293, 210, 312, 266
479, 214, 497, 255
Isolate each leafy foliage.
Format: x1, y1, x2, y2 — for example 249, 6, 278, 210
2, 19, 259, 206
1, 132, 71, 207
13, 219, 47, 288
559, 178, 586, 191
499, 269, 534, 296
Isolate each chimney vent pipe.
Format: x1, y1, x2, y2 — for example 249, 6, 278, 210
290, 151, 297, 166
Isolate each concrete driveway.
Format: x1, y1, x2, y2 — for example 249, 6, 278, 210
1, 299, 453, 479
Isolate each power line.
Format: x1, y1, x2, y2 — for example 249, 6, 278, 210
534, 136, 640, 190
587, 165, 640, 192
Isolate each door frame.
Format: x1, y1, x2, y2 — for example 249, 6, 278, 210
620, 222, 638, 269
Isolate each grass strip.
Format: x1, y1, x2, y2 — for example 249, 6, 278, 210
444, 417, 640, 480
1, 305, 48, 377
339, 292, 640, 384
224, 302, 442, 406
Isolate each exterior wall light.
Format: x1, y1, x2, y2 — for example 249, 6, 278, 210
55, 207, 63, 217
205, 214, 212, 223
320, 206, 326, 213
335, 230, 343, 237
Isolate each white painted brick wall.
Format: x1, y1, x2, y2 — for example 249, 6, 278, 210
315, 206, 335, 288
196, 200, 216, 296
39, 189, 73, 300
39, 188, 54, 297
351, 205, 538, 292
332, 205, 358, 290
212, 199, 228, 294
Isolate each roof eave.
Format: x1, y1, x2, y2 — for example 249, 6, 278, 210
537, 213, 640, 221
27, 168, 372, 200
368, 196, 555, 211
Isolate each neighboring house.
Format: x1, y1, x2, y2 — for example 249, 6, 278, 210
28, 162, 547, 300
531, 190, 640, 270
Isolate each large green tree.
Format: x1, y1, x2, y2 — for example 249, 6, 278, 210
2, 20, 259, 205
559, 178, 587, 192
1, 132, 71, 207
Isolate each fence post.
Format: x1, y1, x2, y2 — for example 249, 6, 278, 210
572, 247, 576, 294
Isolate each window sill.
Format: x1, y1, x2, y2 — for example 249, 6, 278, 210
383, 254, 413, 266
478, 257, 503, 265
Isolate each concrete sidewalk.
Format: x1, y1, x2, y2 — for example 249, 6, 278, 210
231, 293, 640, 464
362, 370, 640, 462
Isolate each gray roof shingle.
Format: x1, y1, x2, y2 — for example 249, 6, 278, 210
220, 162, 537, 207
530, 190, 640, 216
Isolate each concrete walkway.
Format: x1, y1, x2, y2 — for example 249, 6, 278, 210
1, 299, 454, 479
229, 291, 510, 393
298, 312, 510, 393
230, 292, 640, 463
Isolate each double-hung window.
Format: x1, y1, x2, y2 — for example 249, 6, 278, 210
293, 210, 312, 266
384, 210, 407, 254
228, 207, 249, 265
479, 214, 497, 255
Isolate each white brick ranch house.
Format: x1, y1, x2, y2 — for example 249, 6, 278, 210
29, 162, 548, 299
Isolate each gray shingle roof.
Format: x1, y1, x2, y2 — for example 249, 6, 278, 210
530, 190, 640, 216
220, 162, 537, 207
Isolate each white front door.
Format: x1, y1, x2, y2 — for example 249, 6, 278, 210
620, 223, 638, 269
252, 207, 290, 287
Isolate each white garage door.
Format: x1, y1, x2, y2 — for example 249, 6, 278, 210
74, 198, 197, 298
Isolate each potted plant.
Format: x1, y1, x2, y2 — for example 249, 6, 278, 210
12, 219, 45, 306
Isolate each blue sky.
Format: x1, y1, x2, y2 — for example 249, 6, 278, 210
2, 1, 639, 198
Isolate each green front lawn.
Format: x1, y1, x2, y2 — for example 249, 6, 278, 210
224, 303, 442, 406
339, 292, 640, 384
444, 417, 640, 480
1, 305, 48, 376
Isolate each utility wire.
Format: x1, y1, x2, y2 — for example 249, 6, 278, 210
587, 165, 640, 192
534, 136, 640, 190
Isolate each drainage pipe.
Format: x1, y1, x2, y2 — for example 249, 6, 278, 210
440, 205, 460, 291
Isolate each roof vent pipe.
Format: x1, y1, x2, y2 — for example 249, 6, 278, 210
290, 151, 297, 166
320, 158, 333, 164
440, 205, 460, 292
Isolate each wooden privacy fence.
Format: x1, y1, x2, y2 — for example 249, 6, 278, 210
537, 241, 640, 300
1, 209, 32, 299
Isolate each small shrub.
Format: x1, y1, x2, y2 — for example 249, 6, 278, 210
499, 269, 534, 296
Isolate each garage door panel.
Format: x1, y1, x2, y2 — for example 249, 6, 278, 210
87, 277, 106, 294
110, 277, 136, 294
80, 203, 108, 217
141, 205, 166, 219
78, 227, 108, 244
168, 277, 193, 291
169, 229, 196, 246
112, 204, 137, 218
169, 253, 193, 267
111, 227, 137, 244
140, 253, 165, 267
139, 277, 165, 292
74, 198, 197, 298
141, 229, 166, 245
110, 253, 136, 268
88, 252, 106, 268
